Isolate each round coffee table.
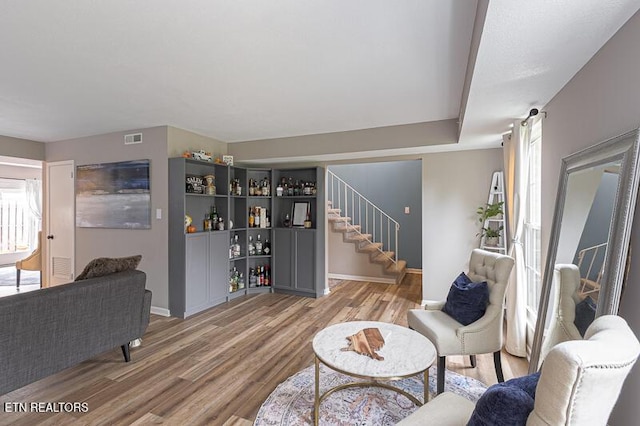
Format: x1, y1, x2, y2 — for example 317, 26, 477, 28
312, 321, 436, 425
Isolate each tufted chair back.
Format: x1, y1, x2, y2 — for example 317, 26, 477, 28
539, 264, 583, 365
464, 248, 515, 352
528, 315, 640, 425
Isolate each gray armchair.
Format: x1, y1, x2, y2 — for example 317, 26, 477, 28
407, 249, 514, 394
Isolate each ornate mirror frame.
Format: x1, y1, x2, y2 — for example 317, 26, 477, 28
529, 128, 640, 373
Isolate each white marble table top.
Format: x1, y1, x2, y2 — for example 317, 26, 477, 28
312, 321, 436, 379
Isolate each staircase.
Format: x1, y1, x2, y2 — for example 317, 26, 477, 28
327, 171, 407, 284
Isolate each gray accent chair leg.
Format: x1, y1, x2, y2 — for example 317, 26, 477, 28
437, 356, 446, 394
121, 344, 131, 362
470, 355, 477, 368
494, 350, 504, 382
16, 269, 20, 288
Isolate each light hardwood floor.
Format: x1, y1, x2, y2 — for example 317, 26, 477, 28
0, 274, 528, 425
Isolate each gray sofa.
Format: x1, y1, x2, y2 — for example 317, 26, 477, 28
0, 270, 152, 395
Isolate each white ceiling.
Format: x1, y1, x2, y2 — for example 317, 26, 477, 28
0, 1, 638, 152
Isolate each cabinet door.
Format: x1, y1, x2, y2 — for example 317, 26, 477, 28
294, 231, 315, 291
209, 231, 230, 304
185, 233, 209, 313
274, 229, 293, 289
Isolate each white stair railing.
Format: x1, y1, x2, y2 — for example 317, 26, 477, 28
577, 242, 607, 296
328, 170, 400, 266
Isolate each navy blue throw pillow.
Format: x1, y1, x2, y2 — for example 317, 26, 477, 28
574, 296, 597, 337
467, 372, 541, 426
442, 272, 489, 326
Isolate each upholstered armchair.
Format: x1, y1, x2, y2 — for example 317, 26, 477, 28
397, 315, 640, 425
407, 248, 514, 394
16, 231, 42, 287
538, 264, 584, 365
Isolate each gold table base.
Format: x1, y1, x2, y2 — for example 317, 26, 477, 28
313, 356, 429, 425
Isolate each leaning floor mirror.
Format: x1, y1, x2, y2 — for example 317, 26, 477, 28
529, 128, 640, 372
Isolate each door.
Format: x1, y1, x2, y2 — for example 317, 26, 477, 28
46, 161, 75, 286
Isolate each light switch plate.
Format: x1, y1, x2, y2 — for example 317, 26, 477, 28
404, 206, 410, 214
156, 208, 162, 219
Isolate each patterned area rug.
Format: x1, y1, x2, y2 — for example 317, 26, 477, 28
254, 364, 487, 425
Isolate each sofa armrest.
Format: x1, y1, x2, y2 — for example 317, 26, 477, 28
139, 290, 152, 336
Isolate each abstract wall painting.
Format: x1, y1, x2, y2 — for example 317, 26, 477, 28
76, 159, 151, 229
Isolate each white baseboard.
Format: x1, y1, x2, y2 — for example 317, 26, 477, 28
328, 273, 395, 285
406, 268, 422, 274
323, 287, 331, 296
151, 306, 171, 317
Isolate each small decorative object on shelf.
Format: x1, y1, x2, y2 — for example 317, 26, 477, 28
192, 150, 212, 162
223, 155, 234, 166
185, 215, 193, 233
186, 175, 204, 194
203, 174, 215, 195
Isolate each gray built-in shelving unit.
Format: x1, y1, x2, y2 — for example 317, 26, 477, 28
169, 158, 325, 318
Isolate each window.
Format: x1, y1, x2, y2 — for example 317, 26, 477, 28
524, 121, 542, 325
0, 178, 41, 265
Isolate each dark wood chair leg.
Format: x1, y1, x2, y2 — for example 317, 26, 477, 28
494, 350, 504, 382
470, 355, 477, 368
437, 356, 446, 394
121, 344, 131, 362
16, 269, 20, 288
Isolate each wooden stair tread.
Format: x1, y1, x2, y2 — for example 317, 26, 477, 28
346, 233, 372, 242
328, 208, 341, 214
328, 216, 351, 223
335, 224, 361, 233
386, 260, 407, 274
372, 251, 395, 263
359, 242, 383, 253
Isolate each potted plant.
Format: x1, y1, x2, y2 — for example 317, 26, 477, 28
481, 225, 503, 246
476, 201, 504, 245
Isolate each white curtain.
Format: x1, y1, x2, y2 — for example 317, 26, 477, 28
503, 121, 531, 357
25, 178, 42, 249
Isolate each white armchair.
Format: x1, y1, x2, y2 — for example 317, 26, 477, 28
407, 249, 514, 394
397, 315, 640, 426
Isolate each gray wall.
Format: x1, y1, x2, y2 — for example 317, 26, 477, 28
542, 9, 640, 424
421, 149, 503, 301
329, 160, 422, 269
0, 135, 45, 161
45, 126, 170, 312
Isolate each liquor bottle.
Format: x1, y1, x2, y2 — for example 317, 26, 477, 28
263, 239, 271, 255
259, 265, 264, 286
304, 210, 312, 229
262, 179, 269, 196
249, 268, 257, 287
229, 236, 234, 259
248, 207, 254, 228
204, 214, 212, 231
276, 182, 284, 197
238, 272, 245, 289
254, 207, 261, 227
233, 234, 241, 257
248, 235, 256, 256
211, 205, 218, 223
255, 234, 263, 255
264, 265, 271, 286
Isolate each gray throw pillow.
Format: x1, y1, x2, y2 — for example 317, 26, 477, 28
75, 255, 142, 281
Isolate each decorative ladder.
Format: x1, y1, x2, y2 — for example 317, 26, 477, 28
327, 170, 406, 284
480, 171, 507, 254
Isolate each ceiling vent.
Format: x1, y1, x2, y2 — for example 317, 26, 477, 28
124, 133, 143, 145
